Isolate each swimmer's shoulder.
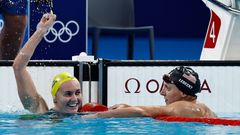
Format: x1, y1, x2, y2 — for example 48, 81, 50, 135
169, 101, 217, 117
195, 102, 217, 117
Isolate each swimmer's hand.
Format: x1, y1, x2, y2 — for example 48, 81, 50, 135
109, 104, 131, 110
37, 13, 56, 33
81, 113, 99, 119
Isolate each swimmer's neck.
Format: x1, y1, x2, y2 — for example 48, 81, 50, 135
182, 95, 197, 103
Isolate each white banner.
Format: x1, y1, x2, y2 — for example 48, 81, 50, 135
107, 66, 240, 113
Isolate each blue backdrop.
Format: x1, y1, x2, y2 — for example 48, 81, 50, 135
87, 1, 211, 60
29, 0, 87, 60
134, 0, 210, 38
19, 0, 210, 60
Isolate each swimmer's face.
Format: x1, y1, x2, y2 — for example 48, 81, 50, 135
54, 80, 82, 113
161, 82, 185, 105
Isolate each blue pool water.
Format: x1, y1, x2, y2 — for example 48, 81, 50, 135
1, 112, 240, 135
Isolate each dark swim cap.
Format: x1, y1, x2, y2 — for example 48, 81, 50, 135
163, 66, 201, 97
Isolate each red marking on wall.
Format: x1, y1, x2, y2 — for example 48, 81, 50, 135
204, 10, 221, 48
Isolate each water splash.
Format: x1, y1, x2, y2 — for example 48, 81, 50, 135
30, 0, 53, 13
5, 0, 27, 14
0, 104, 29, 114
7, 0, 16, 6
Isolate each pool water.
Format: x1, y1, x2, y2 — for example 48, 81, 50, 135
1, 112, 240, 135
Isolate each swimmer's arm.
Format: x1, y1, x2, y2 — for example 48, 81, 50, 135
109, 104, 131, 110
13, 30, 48, 113
13, 13, 56, 113
13, 13, 56, 69
134, 106, 174, 117
82, 106, 172, 119
13, 68, 49, 113
109, 105, 173, 117
82, 107, 148, 119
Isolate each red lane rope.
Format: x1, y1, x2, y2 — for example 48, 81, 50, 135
155, 116, 240, 126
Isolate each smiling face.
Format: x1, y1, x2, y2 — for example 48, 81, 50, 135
160, 82, 185, 105
53, 80, 82, 113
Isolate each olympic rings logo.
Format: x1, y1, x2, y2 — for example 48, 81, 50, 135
44, 20, 79, 43
0, 19, 4, 32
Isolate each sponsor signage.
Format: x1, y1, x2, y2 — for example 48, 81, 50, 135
107, 65, 239, 113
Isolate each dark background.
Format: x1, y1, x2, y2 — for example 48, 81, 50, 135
88, 0, 211, 60
134, 0, 210, 38
20, 0, 211, 60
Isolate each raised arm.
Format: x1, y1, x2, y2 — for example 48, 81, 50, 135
13, 13, 56, 113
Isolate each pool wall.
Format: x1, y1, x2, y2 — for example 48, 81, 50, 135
1, 60, 240, 113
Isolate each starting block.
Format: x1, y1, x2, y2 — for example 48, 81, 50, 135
201, 0, 240, 60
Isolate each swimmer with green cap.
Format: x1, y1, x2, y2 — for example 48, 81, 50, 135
13, 13, 82, 114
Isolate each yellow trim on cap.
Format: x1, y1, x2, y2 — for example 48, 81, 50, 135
51, 72, 78, 97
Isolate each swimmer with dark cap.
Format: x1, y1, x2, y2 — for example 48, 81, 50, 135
83, 66, 217, 119
13, 13, 82, 114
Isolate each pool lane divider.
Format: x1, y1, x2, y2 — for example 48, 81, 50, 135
155, 116, 240, 126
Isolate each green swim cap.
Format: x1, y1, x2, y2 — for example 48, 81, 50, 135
51, 72, 78, 97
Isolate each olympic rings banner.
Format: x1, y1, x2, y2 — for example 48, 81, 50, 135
29, 0, 87, 60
